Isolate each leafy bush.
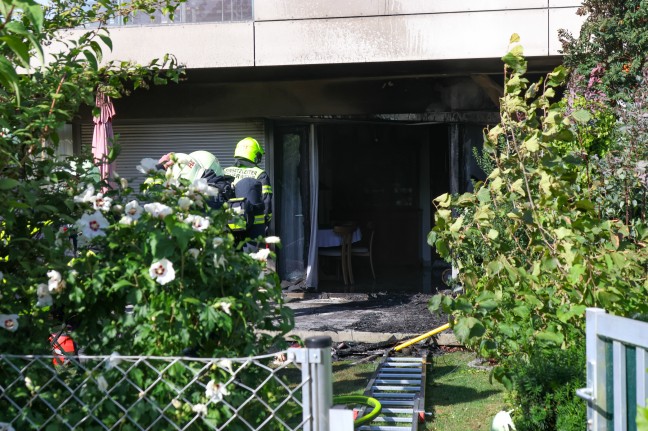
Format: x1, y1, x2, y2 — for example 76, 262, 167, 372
0, 0, 294, 358
559, 0, 648, 98
428, 36, 648, 381
0, 2, 296, 426
506, 343, 585, 431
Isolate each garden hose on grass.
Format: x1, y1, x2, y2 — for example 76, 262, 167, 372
332, 395, 382, 427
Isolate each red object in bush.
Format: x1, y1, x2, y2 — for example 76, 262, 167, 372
49, 333, 77, 365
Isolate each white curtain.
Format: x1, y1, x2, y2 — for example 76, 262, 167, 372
305, 124, 319, 288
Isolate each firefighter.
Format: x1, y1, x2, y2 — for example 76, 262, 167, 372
223, 137, 272, 240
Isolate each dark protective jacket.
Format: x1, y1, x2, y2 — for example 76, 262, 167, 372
223, 159, 273, 225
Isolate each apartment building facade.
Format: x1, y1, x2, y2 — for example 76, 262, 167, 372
74, 0, 584, 288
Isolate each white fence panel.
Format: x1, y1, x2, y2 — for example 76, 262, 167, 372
577, 308, 648, 431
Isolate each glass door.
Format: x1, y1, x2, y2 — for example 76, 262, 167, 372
274, 125, 311, 282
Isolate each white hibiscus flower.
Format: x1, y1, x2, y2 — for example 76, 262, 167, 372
192, 403, 208, 416
73, 184, 95, 203
91, 193, 112, 212
205, 380, 230, 402
178, 197, 193, 211
0, 314, 19, 332
106, 352, 122, 370
215, 301, 231, 316
47, 270, 65, 294
96, 375, 109, 392
213, 254, 226, 269
189, 178, 209, 194
149, 258, 176, 285
212, 237, 224, 248
119, 200, 143, 225
249, 248, 271, 262
187, 248, 200, 259
76, 211, 110, 239
185, 214, 210, 232
144, 202, 173, 219
36, 283, 53, 307
136, 158, 159, 174
265, 236, 281, 245
216, 359, 234, 374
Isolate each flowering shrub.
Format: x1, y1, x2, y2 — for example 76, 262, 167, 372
1, 162, 293, 357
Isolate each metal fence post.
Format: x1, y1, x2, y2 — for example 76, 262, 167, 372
306, 336, 332, 431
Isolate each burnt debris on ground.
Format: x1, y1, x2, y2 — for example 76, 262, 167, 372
286, 292, 449, 335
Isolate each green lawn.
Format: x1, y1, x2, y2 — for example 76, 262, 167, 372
425, 351, 506, 431
332, 351, 507, 431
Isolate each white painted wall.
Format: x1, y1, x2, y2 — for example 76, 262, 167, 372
254, 0, 584, 20
105, 23, 254, 68
45, 2, 584, 69
256, 10, 554, 66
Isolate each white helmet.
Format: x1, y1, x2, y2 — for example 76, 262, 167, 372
171, 150, 223, 182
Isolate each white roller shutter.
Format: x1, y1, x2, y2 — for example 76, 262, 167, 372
81, 121, 265, 188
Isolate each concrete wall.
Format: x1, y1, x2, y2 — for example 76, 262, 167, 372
52, 1, 584, 69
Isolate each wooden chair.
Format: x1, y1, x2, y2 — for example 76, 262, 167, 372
318, 224, 356, 285
351, 223, 375, 280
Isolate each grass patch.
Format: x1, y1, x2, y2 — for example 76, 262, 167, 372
332, 360, 379, 396
426, 350, 506, 431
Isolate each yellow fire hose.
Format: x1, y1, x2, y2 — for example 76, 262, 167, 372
393, 322, 451, 352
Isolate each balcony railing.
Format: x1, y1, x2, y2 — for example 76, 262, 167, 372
107, 0, 253, 26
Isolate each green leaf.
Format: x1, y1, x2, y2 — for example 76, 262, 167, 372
536, 330, 564, 346
0, 178, 20, 190
434, 239, 449, 257
546, 65, 568, 87
426, 231, 437, 247
428, 294, 445, 312
509, 33, 520, 44
597, 290, 622, 306
637, 405, 648, 431
449, 216, 464, 233
0, 36, 31, 67
434, 193, 451, 208
111, 279, 133, 291
98, 33, 113, 51
149, 232, 176, 260
513, 305, 530, 318
568, 265, 586, 284
575, 199, 595, 211
523, 135, 540, 152
0, 55, 21, 105
557, 304, 586, 322
83, 49, 98, 71
487, 229, 499, 240
572, 109, 592, 123
491, 366, 513, 390
182, 297, 202, 305
554, 227, 572, 239
476, 187, 491, 203
456, 193, 475, 207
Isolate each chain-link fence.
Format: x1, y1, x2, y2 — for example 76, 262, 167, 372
0, 337, 337, 431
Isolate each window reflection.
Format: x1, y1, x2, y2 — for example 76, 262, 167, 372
124, 0, 253, 26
